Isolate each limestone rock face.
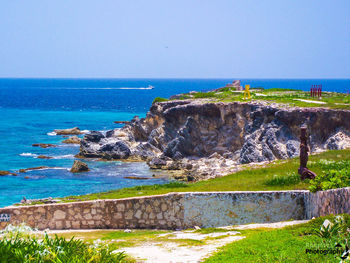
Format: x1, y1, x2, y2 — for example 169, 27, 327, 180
84, 131, 104, 143
62, 136, 81, 144
54, 127, 82, 135
78, 100, 350, 177
32, 143, 56, 148
148, 157, 167, 169
0, 170, 17, 176
70, 160, 89, 173
80, 138, 131, 160
325, 129, 350, 150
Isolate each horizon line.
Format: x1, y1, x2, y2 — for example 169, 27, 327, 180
0, 77, 350, 80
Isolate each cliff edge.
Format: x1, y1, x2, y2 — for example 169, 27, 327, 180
79, 99, 350, 180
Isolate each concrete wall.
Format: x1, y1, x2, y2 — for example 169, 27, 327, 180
0, 188, 349, 230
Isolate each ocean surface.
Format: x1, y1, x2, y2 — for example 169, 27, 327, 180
0, 78, 349, 207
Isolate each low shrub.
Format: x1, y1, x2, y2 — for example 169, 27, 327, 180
312, 215, 350, 261
0, 224, 126, 263
309, 160, 350, 192
152, 97, 168, 104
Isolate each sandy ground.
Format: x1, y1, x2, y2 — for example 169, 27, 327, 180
119, 235, 245, 263
43, 221, 310, 263
104, 220, 308, 263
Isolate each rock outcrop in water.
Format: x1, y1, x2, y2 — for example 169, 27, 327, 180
70, 160, 89, 173
54, 127, 83, 135
79, 100, 350, 180
62, 136, 81, 144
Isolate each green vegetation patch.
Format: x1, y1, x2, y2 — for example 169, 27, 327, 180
61, 149, 350, 202
205, 214, 350, 263
263, 172, 301, 186
0, 233, 126, 263
171, 87, 350, 110
192, 91, 217, 99
309, 160, 350, 192
152, 97, 169, 104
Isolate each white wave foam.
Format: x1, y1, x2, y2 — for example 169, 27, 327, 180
118, 87, 153, 90
81, 130, 89, 134
20, 153, 38, 157
47, 132, 57, 136
58, 144, 80, 147
49, 87, 154, 90
33, 167, 70, 171
50, 167, 70, 170
53, 154, 75, 159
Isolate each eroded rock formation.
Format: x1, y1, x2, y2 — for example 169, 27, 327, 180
79, 100, 350, 180
62, 136, 81, 144
70, 160, 89, 173
54, 127, 82, 135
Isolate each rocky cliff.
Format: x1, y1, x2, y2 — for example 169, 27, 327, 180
79, 99, 350, 180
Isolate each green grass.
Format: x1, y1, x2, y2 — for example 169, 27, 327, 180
152, 97, 169, 104
0, 234, 126, 263
51, 215, 350, 262
170, 88, 350, 110
54, 229, 205, 248
309, 160, 350, 192
204, 214, 350, 263
60, 149, 350, 203
192, 91, 217, 99
263, 172, 301, 186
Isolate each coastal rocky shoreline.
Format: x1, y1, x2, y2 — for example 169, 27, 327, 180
78, 99, 350, 181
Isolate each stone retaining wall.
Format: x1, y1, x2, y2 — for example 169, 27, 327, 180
0, 194, 183, 230
306, 187, 350, 218
182, 191, 307, 228
0, 188, 349, 230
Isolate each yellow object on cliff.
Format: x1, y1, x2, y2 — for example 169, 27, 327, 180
243, 84, 251, 100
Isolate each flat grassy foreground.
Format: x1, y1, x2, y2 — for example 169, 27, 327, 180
2, 215, 348, 262
47, 214, 349, 263
62, 149, 350, 203
204, 214, 350, 263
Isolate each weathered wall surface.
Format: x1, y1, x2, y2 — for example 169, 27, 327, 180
306, 187, 350, 218
0, 188, 349, 230
183, 191, 307, 228
0, 194, 184, 230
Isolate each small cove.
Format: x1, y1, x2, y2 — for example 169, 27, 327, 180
0, 78, 348, 207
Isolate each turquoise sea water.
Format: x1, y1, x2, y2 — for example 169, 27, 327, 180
0, 78, 349, 207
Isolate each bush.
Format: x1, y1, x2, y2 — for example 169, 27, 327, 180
312, 215, 350, 261
309, 160, 350, 192
152, 97, 168, 104
0, 225, 126, 263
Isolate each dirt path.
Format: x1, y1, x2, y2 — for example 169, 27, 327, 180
109, 220, 309, 263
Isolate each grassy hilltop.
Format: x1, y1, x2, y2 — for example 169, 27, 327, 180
154, 87, 350, 110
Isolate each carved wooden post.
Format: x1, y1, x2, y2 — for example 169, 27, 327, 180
298, 126, 317, 180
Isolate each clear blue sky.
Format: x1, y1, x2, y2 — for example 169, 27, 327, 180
0, 0, 349, 78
